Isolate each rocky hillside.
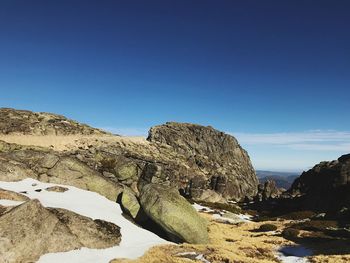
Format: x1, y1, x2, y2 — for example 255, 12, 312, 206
0, 108, 108, 135
289, 154, 350, 212
0, 108, 258, 202
0, 108, 258, 248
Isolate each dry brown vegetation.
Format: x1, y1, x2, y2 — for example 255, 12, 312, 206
111, 212, 350, 263
0, 134, 149, 151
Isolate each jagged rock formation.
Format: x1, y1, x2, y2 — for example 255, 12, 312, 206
256, 179, 282, 201
0, 108, 107, 135
0, 199, 121, 263
147, 122, 258, 201
289, 154, 350, 212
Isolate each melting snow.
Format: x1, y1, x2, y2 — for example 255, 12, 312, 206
0, 178, 169, 263
193, 203, 251, 223
277, 245, 312, 263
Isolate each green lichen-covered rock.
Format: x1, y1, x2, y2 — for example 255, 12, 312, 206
115, 163, 138, 181
121, 187, 146, 221
47, 157, 123, 201
140, 183, 208, 244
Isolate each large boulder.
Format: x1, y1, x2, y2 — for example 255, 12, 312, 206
0, 199, 121, 263
147, 122, 258, 201
288, 154, 350, 212
139, 183, 208, 244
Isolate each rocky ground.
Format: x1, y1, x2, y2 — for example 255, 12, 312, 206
0, 108, 349, 263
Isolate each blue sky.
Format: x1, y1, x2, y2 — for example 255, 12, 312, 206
0, 0, 349, 171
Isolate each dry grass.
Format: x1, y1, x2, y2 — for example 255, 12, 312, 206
0, 134, 149, 151
112, 213, 289, 263
111, 213, 350, 263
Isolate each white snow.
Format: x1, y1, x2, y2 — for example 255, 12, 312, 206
0, 178, 169, 263
0, 199, 24, 206
212, 213, 249, 224
192, 203, 215, 213
277, 245, 312, 263
193, 203, 251, 223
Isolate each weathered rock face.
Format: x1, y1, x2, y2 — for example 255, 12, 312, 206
0, 199, 121, 263
147, 122, 258, 201
0, 108, 107, 135
289, 154, 350, 212
0, 142, 123, 201
256, 179, 282, 201
139, 183, 208, 244
120, 187, 147, 222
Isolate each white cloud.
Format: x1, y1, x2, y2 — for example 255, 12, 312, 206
232, 130, 350, 152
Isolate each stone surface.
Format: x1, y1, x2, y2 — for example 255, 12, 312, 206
0, 143, 123, 202
0, 199, 121, 263
45, 186, 69, 192
0, 188, 30, 201
147, 122, 258, 201
289, 154, 350, 212
0, 107, 108, 135
120, 187, 146, 221
256, 179, 282, 201
0, 109, 258, 203
140, 183, 208, 244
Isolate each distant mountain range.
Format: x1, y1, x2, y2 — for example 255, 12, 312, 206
256, 170, 300, 189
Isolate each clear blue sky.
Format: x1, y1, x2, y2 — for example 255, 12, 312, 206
0, 0, 349, 171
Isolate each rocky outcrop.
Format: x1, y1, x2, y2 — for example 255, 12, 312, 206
0, 108, 108, 135
0, 109, 258, 203
289, 154, 350, 212
147, 122, 258, 201
256, 179, 282, 201
0, 199, 121, 263
140, 183, 208, 244
0, 141, 123, 201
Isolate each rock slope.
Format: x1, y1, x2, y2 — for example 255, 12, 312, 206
0, 108, 258, 202
0, 108, 107, 135
0, 108, 258, 246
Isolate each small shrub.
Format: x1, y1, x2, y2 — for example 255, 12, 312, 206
258, 224, 278, 232
282, 228, 299, 239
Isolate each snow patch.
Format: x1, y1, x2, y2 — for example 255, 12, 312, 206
0, 199, 24, 206
175, 251, 210, 263
277, 245, 312, 263
0, 178, 169, 263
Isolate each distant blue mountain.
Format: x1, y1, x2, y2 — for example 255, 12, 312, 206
256, 170, 299, 189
